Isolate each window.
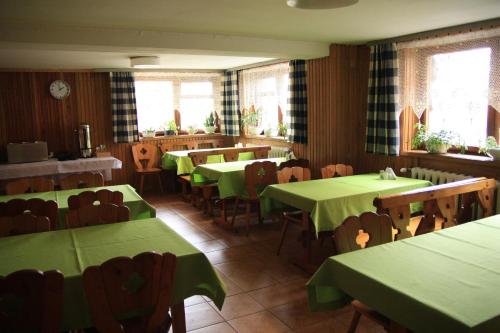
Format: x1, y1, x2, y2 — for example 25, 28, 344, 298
134, 73, 222, 133
399, 34, 500, 151
239, 63, 289, 136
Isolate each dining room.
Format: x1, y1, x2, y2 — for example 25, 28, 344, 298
0, 1, 500, 332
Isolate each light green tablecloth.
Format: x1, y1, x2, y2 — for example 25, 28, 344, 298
0, 218, 226, 330
260, 174, 432, 233
192, 158, 285, 198
161, 147, 235, 175
0, 185, 156, 228
307, 214, 500, 333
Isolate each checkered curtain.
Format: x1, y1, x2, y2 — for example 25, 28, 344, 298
287, 60, 308, 144
111, 72, 139, 143
365, 43, 400, 156
221, 70, 240, 136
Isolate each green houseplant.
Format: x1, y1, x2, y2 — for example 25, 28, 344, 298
165, 120, 177, 135
277, 123, 288, 138
425, 130, 453, 154
242, 107, 261, 135
204, 112, 216, 134
142, 127, 156, 138
482, 136, 500, 160
411, 123, 427, 150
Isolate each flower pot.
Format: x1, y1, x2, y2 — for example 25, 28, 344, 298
205, 126, 215, 134
487, 147, 500, 160
165, 130, 176, 136
426, 143, 449, 154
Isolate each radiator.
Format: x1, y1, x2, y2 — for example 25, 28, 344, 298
245, 143, 290, 158
408, 167, 500, 214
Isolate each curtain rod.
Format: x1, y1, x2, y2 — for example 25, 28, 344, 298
227, 59, 289, 72
367, 17, 500, 46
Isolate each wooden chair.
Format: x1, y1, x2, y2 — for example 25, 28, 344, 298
276, 167, 311, 255
0, 269, 64, 333
0, 198, 58, 230
0, 214, 51, 237
159, 143, 172, 155
67, 189, 124, 210
278, 158, 310, 170
332, 212, 393, 333
6, 177, 54, 195
59, 172, 104, 190
65, 203, 130, 229
321, 164, 354, 178
83, 252, 177, 333
231, 161, 277, 235
131, 143, 164, 194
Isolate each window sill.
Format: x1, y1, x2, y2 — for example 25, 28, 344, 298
140, 133, 223, 141
401, 150, 500, 166
243, 135, 288, 142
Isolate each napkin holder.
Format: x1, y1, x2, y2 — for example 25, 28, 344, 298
380, 167, 397, 180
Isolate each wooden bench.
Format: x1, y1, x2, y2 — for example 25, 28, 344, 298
187, 145, 271, 165
373, 177, 496, 240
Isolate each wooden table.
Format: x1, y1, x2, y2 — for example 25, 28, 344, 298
0, 218, 226, 332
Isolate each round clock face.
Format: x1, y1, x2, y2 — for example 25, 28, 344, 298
49, 80, 71, 100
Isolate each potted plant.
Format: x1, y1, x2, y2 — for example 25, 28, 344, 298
242, 107, 261, 135
165, 120, 177, 135
187, 125, 196, 135
481, 136, 500, 160
204, 112, 216, 134
277, 123, 288, 138
142, 127, 156, 138
411, 123, 427, 150
425, 130, 453, 154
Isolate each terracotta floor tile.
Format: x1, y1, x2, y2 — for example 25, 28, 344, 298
222, 270, 278, 292
185, 302, 224, 331
195, 239, 229, 253
248, 279, 308, 309
291, 318, 347, 333
228, 311, 290, 333
270, 301, 336, 330
208, 293, 264, 320
213, 270, 243, 297
185, 295, 207, 307
188, 322, 236, 333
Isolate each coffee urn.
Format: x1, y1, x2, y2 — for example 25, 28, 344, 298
78, 124, 92, 158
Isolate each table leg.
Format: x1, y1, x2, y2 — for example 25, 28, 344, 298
171, 301, 186, 333
303, 211, 312, 264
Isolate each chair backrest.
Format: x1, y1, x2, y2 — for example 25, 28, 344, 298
159, 143, 172, 155
238, 151, 255, 161
0, 198, 58, 230
278, 158, 310, 170
0, 213, 51, 237
6, 177, 54, 195
131, 143, 158, 171
321, 164, 354, 179
172, 144, 189, 151
197, 142, 214, 149
83, 252, 176, 333
277, 167, 311, 184
67, 190, 124, 210
244, 161, 277, 199
0, 269, 64, 333
59, 172, 104, 190
333, 212, 393, 254
65, 203, 130, 229
188, 152, 225, 166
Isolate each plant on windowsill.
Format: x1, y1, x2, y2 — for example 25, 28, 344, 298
165, 120, 177, 135
411, 123, 427, 150
242, 107, 261, 136
204, 112, 216, 134
481, 136, 500, 160
277, 123, 288, 138
142, 127, 156, 138
425, 130, 454, 154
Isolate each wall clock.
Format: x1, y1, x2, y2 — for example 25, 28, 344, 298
49, 80, 71, 100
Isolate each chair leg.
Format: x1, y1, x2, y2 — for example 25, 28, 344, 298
245, 201, 251, 236
257, 202, 262, 224
231, 197, 240, 227
139, 174, 145, 194
276, 216, 289, 256
156, 173, 164, 193
347, 310, 362, 333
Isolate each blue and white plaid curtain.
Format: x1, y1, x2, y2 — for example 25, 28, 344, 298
110, 72, 139, 143
365, 43, 400, 156
221, 70, 240, 136
287, 60, 308, 144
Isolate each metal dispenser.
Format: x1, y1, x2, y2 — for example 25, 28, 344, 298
78, 123, 92, 158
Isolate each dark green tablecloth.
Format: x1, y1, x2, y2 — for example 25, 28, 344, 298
0, 218, 226, 330
307, 214, 500, 333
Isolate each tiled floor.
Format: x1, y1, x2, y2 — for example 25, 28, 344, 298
144, 193, 383, 333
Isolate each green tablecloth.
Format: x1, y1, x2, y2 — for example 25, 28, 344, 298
0, 185, 156, 228
307, 214, 500, 333
260, 174, 432, 233
0, 218, 226, 330
161, 147, 237, 175
192, 158, 285, 199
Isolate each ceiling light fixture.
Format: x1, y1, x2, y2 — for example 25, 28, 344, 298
130, 56, 160, 68
286, 0, 358, 9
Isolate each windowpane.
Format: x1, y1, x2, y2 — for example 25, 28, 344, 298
181, 82, 213, 96
135, 81, 173, 131
180, 98, 214, 129
428, 48, 491, 146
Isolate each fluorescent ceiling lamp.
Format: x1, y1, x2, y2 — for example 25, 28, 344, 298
130, 56, 160, 68
287, 0, 358, 9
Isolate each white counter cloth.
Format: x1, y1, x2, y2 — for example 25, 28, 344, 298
0, 157, 122, 181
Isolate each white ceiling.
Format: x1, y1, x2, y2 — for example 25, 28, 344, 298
0, 0, 498, 70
